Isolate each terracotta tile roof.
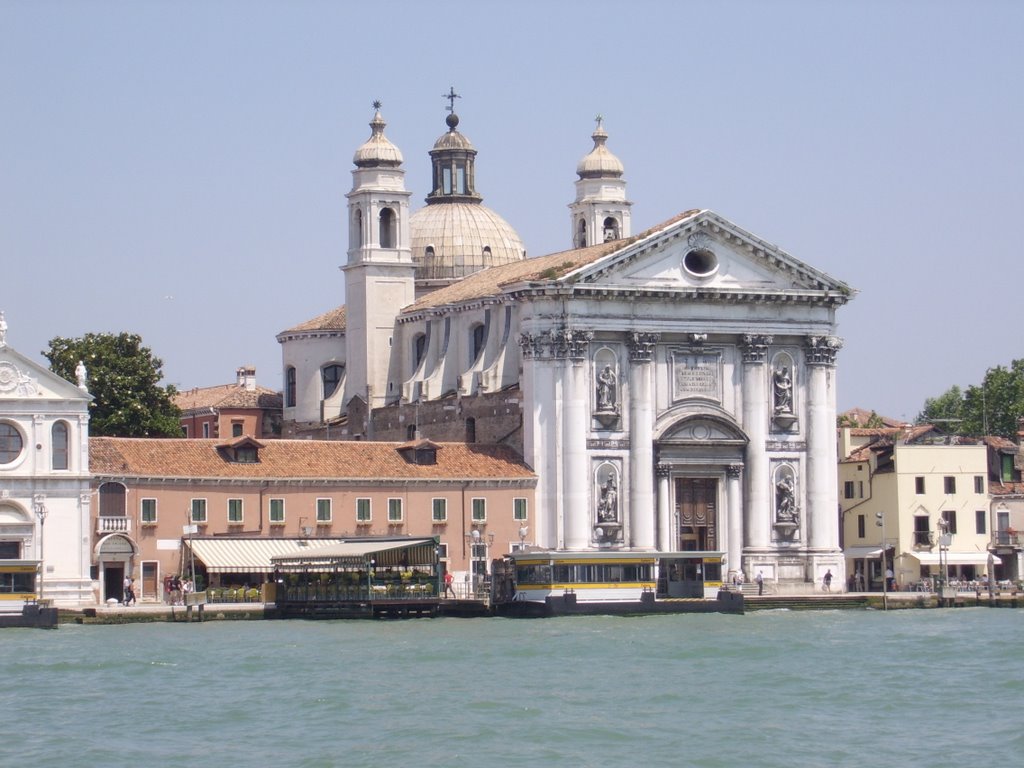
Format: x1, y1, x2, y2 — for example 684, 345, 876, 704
990, 481, 1024, 497
90, 437, 536, 481
842, 444, 882, 463
846, 427, 904, 438
279, 305, 347, 335
174, 384, 282, 412
982, 436, 1017, 451
838, 408, 909, 428
404, 210, 703, 314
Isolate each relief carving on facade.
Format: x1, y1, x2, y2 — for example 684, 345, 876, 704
627, 332, 659, 363
804, 335, 843, 366
518, 328, 593, 360
739, 334, 773, 364
0, 361, 38, 396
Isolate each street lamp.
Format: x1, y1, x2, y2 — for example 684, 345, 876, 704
518, 526, 529, 551
935, 516, 951, 599
33, 495, 47, 601
875, 511, 887, 611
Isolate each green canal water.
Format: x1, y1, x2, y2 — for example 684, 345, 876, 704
3, 609, 1022, 767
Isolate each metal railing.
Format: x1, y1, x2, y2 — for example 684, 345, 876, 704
992, 531, 1022, 547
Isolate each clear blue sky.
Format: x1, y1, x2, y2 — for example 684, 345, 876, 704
2, 0, 1021, 423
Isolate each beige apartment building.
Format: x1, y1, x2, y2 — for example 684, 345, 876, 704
839, 426, 992, 591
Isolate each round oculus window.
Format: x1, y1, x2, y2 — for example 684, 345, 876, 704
0, 423, 24, 465
682, 247, 718, 278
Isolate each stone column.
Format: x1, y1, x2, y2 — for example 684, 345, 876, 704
726, 464, 744, 577
628, 332, 659, 550
656, 464, 672, 551
804, 335, 842, 550
740, 335, 772, 550
560, 328, 593, 550
519, 331, 560, 549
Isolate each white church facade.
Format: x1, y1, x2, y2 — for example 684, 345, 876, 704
278, 101, 854, 591
0, 315, 95, 607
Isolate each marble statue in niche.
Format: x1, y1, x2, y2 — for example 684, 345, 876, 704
596, 365, 617, 412
773, 365, 793, 414
597, 475, 619, 522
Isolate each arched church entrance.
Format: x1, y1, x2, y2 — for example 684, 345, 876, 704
655, 410, 748, 585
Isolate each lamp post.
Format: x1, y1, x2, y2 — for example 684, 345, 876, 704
875, 511, 887, 611
518, 526, 529, 551
33, 495, 47, 601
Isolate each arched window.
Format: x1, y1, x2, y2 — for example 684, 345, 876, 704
413, 333, 427, 370
322, 364, 344, 399
51, 421, 69, 470
602, 217, 620, 242
482, 246, 492, 263
465, 417, 477, 444
576, 219, 588, 248
353, 209, 363, 248
285, 366, 297, 408
425, 245, 435, 261
379, 208, 395, 249
470, 324, 486, 364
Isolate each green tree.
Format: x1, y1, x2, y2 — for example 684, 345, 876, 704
917, 361, 1024, 437
45, 332, 182, 437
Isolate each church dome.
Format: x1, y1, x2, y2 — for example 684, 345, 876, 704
411, 104, 526, 283
352, 105, 403, 168
576, 117, 623, 179
410, 203, 525, 281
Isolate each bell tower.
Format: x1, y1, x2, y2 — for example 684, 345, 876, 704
569, 116, 632, 248
343, 103, 415, 411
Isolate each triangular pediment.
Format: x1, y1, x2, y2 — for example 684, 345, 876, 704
565, 210, 852, 298
0, 343, 91, 402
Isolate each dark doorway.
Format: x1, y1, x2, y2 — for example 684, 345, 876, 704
104, 564, 124, 603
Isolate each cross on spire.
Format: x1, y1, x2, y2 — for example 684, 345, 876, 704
443, 86, 461, 113
372, 99, 382, 110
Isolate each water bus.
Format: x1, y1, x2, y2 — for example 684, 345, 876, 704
490, 550, 743, 617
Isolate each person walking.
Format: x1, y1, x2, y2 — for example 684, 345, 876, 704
755, 570, 764, 596
443, 570, 455, 599
822, 569, 833, 593
123, 576, 136, 606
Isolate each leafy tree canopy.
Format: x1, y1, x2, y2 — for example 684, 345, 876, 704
917, 361, 1024, 437
45, 332, 182, 437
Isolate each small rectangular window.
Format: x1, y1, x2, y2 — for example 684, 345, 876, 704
437, 543, 448, 560
387, 498, 403, 522
356, 498, 371, 522
974, 476, 984, 494
513, 497, 528, 521
844, 481, 855, 500
857, 514, 865, 538
316, 498, 332, 523
472, 498, 487, 522
190, 499, 207, 524
913, 516, 930, 546
858, 481, 864, 499
228, 498, 243, 524
915, 476, 926, 494
432, 498, 447, 522
975, 510, 986, 535
232, 422, 243, 437
202, 423, 210, 438
944, 476, 956, 494
141, 498, 157, 524
269, 498, 285, 524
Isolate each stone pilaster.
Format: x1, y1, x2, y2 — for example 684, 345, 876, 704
740, 334, 772, 550
726, 464, 744, 577
627, 333, 659, 550
656, 463, 672, 551
804, 335, 842, 550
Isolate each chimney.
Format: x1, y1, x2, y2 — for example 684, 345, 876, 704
236, 366, 257, 391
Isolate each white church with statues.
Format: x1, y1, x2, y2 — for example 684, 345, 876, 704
278, 92, 854, 592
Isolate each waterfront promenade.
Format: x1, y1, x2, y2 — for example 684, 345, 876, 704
61, 588, 1024, 624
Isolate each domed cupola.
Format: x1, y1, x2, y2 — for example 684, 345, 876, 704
353, 102, 403, 168
570, 115, 632, 249
576, 116, 624, 179
410, 89, 526, 291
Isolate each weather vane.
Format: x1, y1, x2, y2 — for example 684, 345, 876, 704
372, 99, 382, 110
443, 86, 461, 114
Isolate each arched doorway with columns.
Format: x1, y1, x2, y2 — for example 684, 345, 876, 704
653, 407, 748, 582
94, 533, 138, 604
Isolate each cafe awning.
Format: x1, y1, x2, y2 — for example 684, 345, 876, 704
908, 552, 1001, 566
184, 537, 348, 574
844, 547, 884, 558
272, 538, 438, 569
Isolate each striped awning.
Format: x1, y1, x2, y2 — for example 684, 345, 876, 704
184, 537, 348, 574
908, 552, 1001, 566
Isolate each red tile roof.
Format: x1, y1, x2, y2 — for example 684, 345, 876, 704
279, 305, 347, 336
174, 383, 282, 412
90, 437, 536, 481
